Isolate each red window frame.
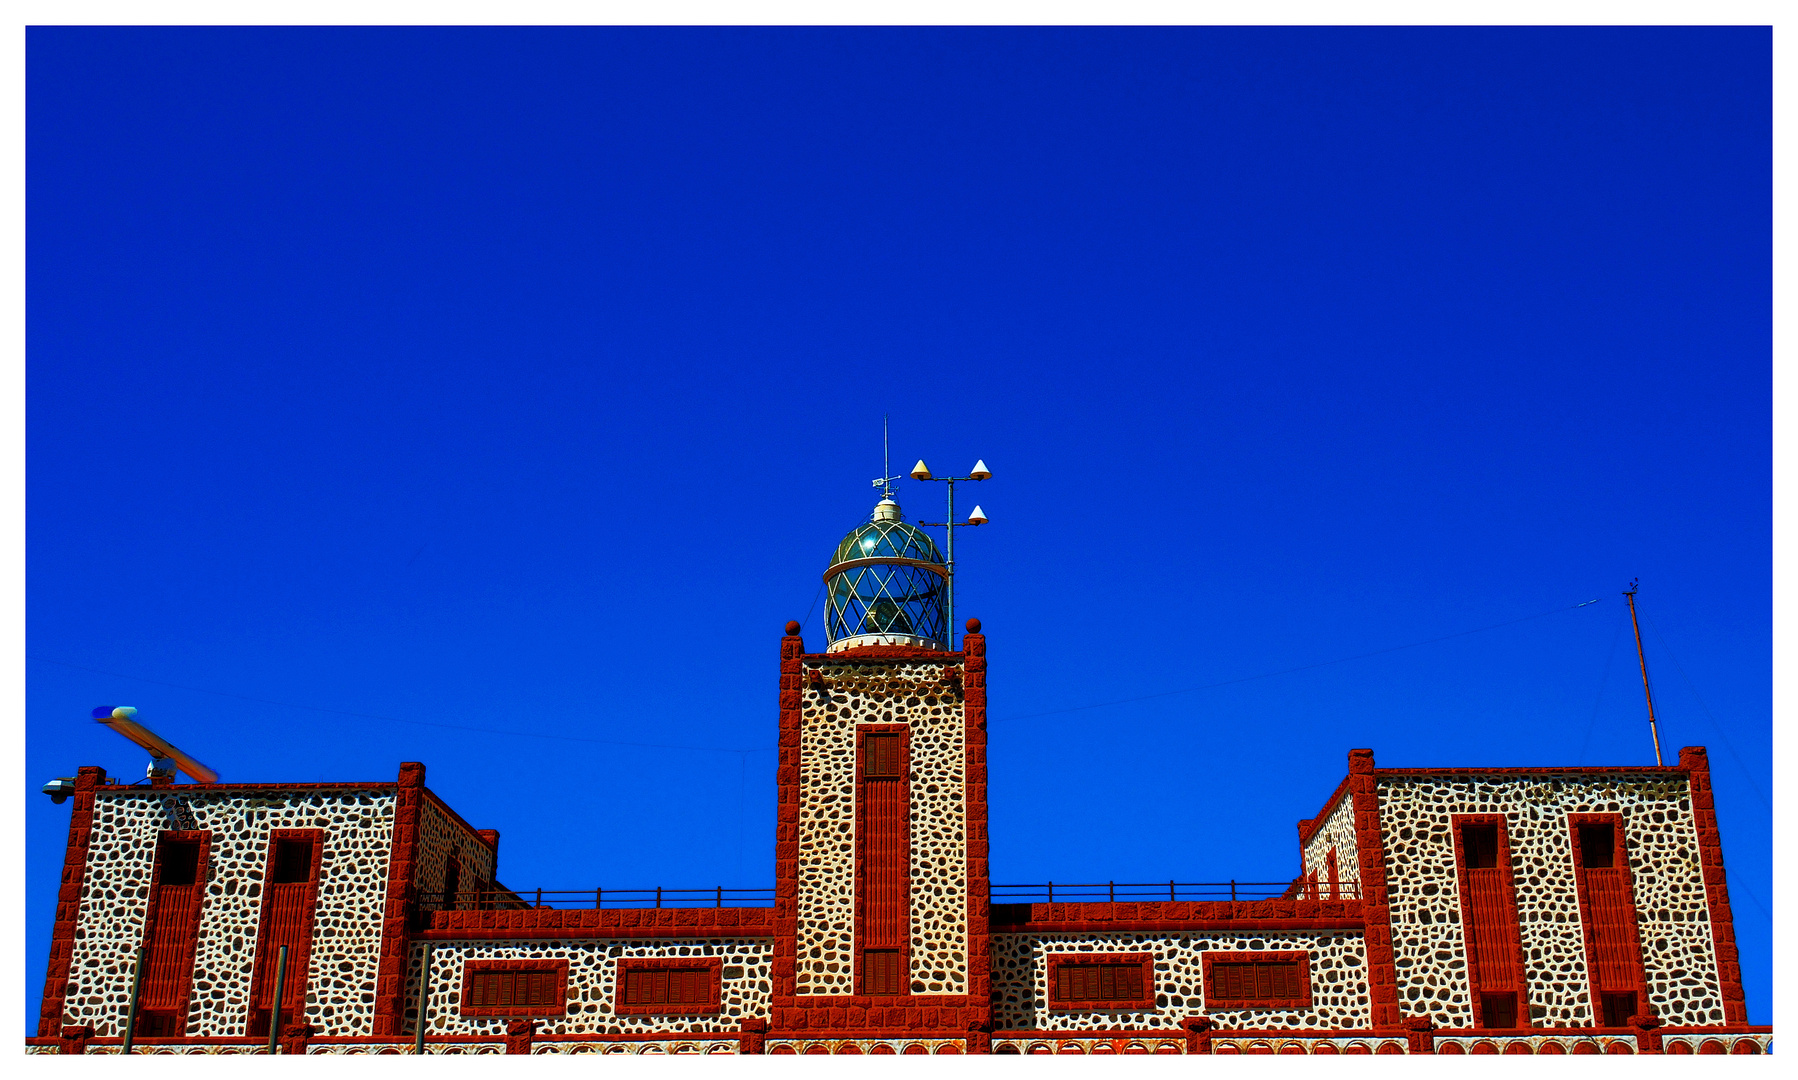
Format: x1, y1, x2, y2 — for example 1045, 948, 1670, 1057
855, 723, 912, 997
137, 830, 212, 1037
1452, 814, 1529, 1029
459, 958, 568, 1017
1046, 953, 1155, 1012
246, 828, 324, 1036
1202, 950, 1312, 1010
614, 957, 722, 1016
1568, 812, 1648, 1028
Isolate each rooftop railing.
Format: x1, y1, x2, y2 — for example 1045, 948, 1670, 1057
418, 887, 777, 911
988, 880, 1361, 903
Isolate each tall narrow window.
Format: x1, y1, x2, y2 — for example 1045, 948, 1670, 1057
443, 853, 461, 911
857, 728, 909, 996
249, 831, 322, 1037
1454, 817, 1525, 1029
1570, 816, 1646, 1028
136, 833, 209, 1037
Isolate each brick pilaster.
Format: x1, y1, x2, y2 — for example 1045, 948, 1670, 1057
1349, 749, 1402, 1029
1679, 746, 1749, 1024
372, 762, 427, 1036
37, 766, 105, 1037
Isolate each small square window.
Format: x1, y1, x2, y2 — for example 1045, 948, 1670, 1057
1601, 991, 1637, 1028
1462, 824, 1499, 869
270, 840, 313, 884
1579, 824, 1617, 869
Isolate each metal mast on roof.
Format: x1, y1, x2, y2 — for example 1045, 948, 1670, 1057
1623, 579, 1665, 767
914, 456, 990, 651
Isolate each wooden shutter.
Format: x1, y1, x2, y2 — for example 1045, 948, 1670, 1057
865, 950, 902, 996
1455, 818, 1525, 1027
137, 834, 208, 1034
250, 833, 321, 1034
858, 729, 909, 995
1571, 817, 1646, 1026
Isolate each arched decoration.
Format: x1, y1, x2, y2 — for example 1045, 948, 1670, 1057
1377, 1041, 1406, 1054
1342, 1042, 1371, 1055
902, 1044, 929, 1055
769, 1045, 795, 1055
1666, 1040, 1693, 1054
1279, 1042, 1308, 1054
1698, 1039, 1727, 1055
1732, 1039, 1763, 1054
1606, 1041, 1634, 1054
870, 1044, 895, 1055
836, 1043, 862, 1054
1314, 1042, 1342, 1055
1471, 1041, 1499, 1055
1571, 1041, 1601, 1054
1435, 1042, 1463, 1055
934, 1044, 961, 1055
1538, 1041, 1566, 1054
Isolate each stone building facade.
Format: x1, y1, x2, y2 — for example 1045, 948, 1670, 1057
30, 499, 1769, 1055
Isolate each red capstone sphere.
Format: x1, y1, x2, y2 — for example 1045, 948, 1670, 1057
965, 617, 981, 633
785, 620, 802, 636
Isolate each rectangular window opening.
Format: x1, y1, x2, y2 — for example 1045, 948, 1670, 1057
864, 733, 903, 778
159, 840, 201, 886
469, 969, 559, 1010
270, 839, 314, 884
622, 967, 710, 1007
1480, 992, 1518, 1029
1210, 961, 1302, 1002
864, 949, 904, 996
1579, 824, 1617, 868
1601, 991, 1637, 1028
1056, 962, 1146, 1002
1462, 824, 1499, 869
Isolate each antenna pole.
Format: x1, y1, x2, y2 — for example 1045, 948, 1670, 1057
945, 477, 955, 650
1624, 580, 1664, 766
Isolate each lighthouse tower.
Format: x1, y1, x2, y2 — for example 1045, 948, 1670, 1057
770, 496, 992, 1048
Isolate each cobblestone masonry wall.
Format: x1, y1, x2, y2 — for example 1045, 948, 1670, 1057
1303, 790, 1361, 895
1378, 773, 1722, 1028
991, 932, 1370, 1031
61, 788, 395, 1037
415, 798, 496, 904
404, 939, 772, 1036
797, 658, 967, 997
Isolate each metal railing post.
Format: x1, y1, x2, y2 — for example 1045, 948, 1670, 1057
1108, 881, 1115, 903
266, 944, 289, 1055
1230, 880, 1237, 902
656, 886, 662, 909
122, 945, 149, 1054
1047, 881, 1053, 903
535, 887, 542, 908
413, 942, 434, 1055
595, 887, 602, 909
716, 886, 723, 909
1169, 880, 1176, 902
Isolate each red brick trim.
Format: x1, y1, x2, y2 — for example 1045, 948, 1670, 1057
111, 781, 401, 792
772, 631, 805, 1009
1202, 951, 1312, 1011
1348, 749, 1400, 1028
59, 1025, 95, 1054
1046, 952, 1155, 1012
854, 723, 911, 995
988, 898, 1364, 934
138, 829, 213, 1036
459, 958, 569, 1017
504, 1020, 535, 1054
1298, 774, 1354, 848
37, 766, 105, 1037
1450, 813, 1529, 1024
246, 828, 325, 1032
962, 629, 992, 1031
373, 761, 427, 1036
1567, 812, 1649, 1025
425, 906, 774, 939
1679, 746, 1748, 1024
1373, 766, 1681, 777
615, 957, 723, 1016
768, 997, 991, 1033
420, 788, 499, 855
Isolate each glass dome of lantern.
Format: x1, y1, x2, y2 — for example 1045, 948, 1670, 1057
823, 497, 948, 652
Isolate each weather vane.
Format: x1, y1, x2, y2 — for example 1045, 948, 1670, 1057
872, 413, 905, 498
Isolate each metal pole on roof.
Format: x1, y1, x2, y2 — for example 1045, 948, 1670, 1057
1624, 581, 1666, 767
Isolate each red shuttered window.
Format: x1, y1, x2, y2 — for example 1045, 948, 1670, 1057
469, 970, 558, 1009
1453, 816, 1527, 1029
1570, 815, 1647, 1028
857, 727, 910, 997
136, 833, 210, 1037
613, 958, 720, 1015
1202, 951, 1313, 1009
1047, 953, 1155, 1011
460, 959, 569, 1017
248, 831, 323, 1037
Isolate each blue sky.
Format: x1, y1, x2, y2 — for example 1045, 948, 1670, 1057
26, 26, 1770, 1029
